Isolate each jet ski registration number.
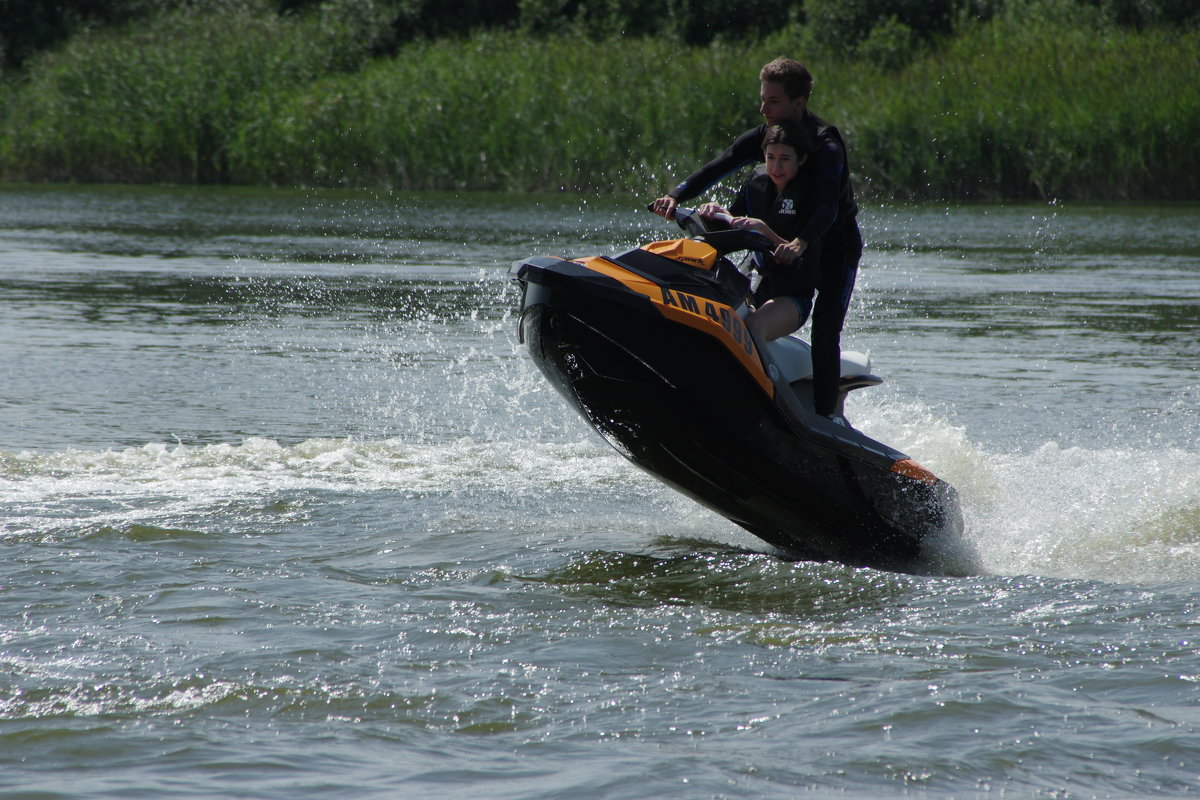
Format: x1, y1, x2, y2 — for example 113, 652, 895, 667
660, 288, 754, 356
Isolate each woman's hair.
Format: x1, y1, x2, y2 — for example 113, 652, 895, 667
759, 57, 814, 100
762, 120, 818, 155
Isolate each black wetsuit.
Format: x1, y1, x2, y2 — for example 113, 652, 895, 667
669, 112, 863, 418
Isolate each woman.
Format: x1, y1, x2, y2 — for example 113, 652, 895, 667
699, 116, 861, 423
698, 119, 822, 343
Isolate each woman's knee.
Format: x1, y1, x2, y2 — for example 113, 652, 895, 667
747, 299, 801, 341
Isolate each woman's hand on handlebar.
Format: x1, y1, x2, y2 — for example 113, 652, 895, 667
728, 216, 773, 237
697, 202, 731, 222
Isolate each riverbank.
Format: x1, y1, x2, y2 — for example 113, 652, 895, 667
1, 4, 1196, 200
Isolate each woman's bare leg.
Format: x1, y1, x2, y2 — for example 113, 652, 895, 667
746, 298, 801, 341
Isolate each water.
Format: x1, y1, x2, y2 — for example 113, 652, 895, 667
1, 184, 1198, 799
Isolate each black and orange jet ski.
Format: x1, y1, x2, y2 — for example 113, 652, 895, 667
511, 207, 963, 570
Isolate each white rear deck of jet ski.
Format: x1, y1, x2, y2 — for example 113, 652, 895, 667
765, 334, 875, 385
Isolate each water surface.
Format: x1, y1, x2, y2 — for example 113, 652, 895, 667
2, 184, 1198, 799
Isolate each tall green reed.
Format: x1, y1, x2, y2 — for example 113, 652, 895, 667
0, 3, 382, 183
841, 5, 1200, 199
228, 32, 767, 193
2, 4, 1196, 200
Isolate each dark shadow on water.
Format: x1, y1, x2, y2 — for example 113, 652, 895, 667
514, 539, 923, 620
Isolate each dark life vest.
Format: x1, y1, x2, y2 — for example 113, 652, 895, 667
732, 168, 823, 296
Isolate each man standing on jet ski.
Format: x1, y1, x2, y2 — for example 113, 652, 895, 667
650, 57, 862, 423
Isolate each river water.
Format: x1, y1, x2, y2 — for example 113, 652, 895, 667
1, 184, 1198, 798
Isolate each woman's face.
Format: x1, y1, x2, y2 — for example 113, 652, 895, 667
765, 143, 805, 191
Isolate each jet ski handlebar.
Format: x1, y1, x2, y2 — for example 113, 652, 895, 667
674, 206, 776, 257
648, 203, 775, 257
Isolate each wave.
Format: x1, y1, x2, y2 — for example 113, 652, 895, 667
0, 436, 642, 543
4, 410, 1199, 584
0, 436, 630, 488
851, 394, 1200, 584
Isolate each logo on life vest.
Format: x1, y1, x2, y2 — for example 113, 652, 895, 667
778, 198, 796, 215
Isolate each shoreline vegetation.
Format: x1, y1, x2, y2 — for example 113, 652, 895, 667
1, 0, 1197, 201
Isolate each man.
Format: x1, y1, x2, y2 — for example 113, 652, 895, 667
651, 57, 862, 424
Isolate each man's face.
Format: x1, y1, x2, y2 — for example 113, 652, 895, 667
759, 81, 806, 124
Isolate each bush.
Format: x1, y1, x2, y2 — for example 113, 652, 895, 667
517, 0, 799, 44
845, 7, 1200, 199
0, 2, 384, 182
227, 30, 762, 190
0, 0, 155, 73
856, 15, 921, 70
2, 0, 1197, 199
1083, 0, 1200, 28
804, 0, 959, 51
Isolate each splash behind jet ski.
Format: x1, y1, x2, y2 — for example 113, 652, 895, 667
510, 207, 962, 570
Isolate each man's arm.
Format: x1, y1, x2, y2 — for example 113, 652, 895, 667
652, 125, 765, 218
796, 139, 845, 244
668, 126, 765, 203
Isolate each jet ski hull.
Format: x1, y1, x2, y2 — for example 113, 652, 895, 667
514, 245, 962, 570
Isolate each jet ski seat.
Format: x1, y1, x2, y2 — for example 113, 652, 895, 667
766, 335, 876, 385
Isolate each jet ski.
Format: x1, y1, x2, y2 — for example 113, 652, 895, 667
510, 207, 963, 570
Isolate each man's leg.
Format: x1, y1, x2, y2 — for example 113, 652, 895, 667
810, 226, 862, 417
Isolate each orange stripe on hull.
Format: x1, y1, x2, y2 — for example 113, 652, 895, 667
576, 253, 774, 397
890, 458, 939, 485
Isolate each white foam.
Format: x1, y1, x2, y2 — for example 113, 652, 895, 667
849, 394, 1200, 584
6, 397, 1198, 584
1, 436, 633, 489
0, 436, 640, 540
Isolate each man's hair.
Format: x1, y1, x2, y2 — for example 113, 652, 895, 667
759, 57, 814, 100
762, 120, 818, 155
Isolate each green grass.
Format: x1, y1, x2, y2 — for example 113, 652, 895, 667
1, 3, 1197, 199
842, 10, 1200, 199
0, 4, 378, 183
226, 32, 761, 193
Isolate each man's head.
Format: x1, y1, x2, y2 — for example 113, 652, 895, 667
758, 57, 813, 124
